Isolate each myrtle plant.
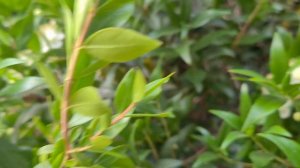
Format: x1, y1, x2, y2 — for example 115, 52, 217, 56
0, 0, 173, 167
193, 27, 300, 168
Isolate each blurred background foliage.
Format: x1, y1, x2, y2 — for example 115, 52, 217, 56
0, 0, 300, 167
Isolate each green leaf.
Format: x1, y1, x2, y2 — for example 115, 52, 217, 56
61, 0, 74, 57
0, 138, 31, 168
73, 0, 93, 38
249, 150, 274, 168
239, 84, 251, 121
258, 133, 300, 167
82, 27, 161, 63
132, 69, 146, 102
0, 29, 14, 46
0, 77, 44, 96
114, 69, 135, 113
35, 62, 62, 99
229, 69, 265, 79
270, 33, 289, 83
34, 161, 51, 168
156, 159, 183, 168
91, 0, 134, 30
192, 152, 219, 168
210, 110, 241, 129
90, 135, 112, 152
242, 96, 285, 131
126, 111, 175, 118
104, 118, 130, 138
265, 125, 292, 137
71, 86, 112, 117
68, 114, 92, 127
189, 10, 230, 29
37, 145, 54, 155
175, 40, 192, 65
144, 72, 174, 99
0, 58, 24, 69
220, 131, 247, 150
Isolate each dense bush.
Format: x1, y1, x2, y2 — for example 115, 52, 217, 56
0, 0, 300, 167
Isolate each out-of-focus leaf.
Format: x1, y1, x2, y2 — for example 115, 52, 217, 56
265, 125, 292, 137
0, 58, 24, 69
242, 96, 285, 131
188, 10, 230, 28
0, 138, 31, 168
35, 62, 62, 99
270, 33, 288, 83
91, 0, 134, 30
34, 161, 51, 168
239, 84, 251, 121
229, 69, 265, 79
192, 30, 236, 51
0, 29, 14, 46
258, 133, 300, 167
126, 111, 174, 118
192, 152, 219, 168
175, 40, 192, 65
73, 0, 92, 38
37, 145, 54, 155
90, 135, 112, 152
156, 159, 182, 168
249, 150, 274, 168
183, 68, 206, 93
0, 77, 44, 96
220, 131, 247, 150
82, 27, 161, 63
70, 86, 111, 117
210, 110, 241, 129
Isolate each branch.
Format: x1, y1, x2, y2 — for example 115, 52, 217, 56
68, 102, 137, 154
60, 2, 98, 159
231, 0, 266, 48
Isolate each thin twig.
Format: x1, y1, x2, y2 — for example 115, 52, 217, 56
67, 102, 137, 154
60, 1, 98, 159
111, 102, 137, 125
144, 131, 160, 160
67, 146, 92, 154
232, 0, 266, 48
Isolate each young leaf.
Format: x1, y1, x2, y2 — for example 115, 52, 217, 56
258, 133, 300, 167
114, 69, 135, 113
0, 77, 44, 96
242, 96, 285, 131
270, 33, 289, 83
210, 110, 241, 129
70, 86, 111, 117
144, 72, 174, 99
82, 27, 162, 63
132, 69, 146, 102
